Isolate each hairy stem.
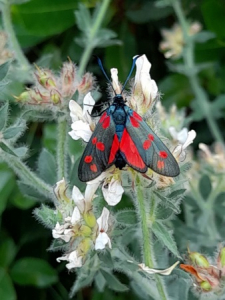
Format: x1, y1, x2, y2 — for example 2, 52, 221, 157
171, 0, 223, 143
4, 153, 54, 199
57, 120, 67, 181
1, 0, 30, 70
78, 0, 111, 76
136, 180, 168, 300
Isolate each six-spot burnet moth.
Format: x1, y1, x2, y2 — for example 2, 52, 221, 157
78, 56, 180, 182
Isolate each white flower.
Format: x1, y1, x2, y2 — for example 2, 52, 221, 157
173, 129, 196, 161
169, 126, 188, 144
52, 207, 81, 242
52, 221, 72, 242
56, 250, 82, 269
68, 92, 95, 142
95, 207, 111, 250
102, 178, 124, 206
138, 261, 180, 275
72, 183, 100, 212
132, 55, 158, 111
111, 68, 121, 94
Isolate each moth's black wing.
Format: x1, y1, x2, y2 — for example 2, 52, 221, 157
124, 107, 180, 177
78, 111, 117, 182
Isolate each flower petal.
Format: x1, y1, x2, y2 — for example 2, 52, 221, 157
182, 130, 196, 149
102, 178, 124, 206
83, 92, 95, 123
69, 120, 92, 142
57, 250, 83, 269
71, 206, 81, 224
138, 261, 180, 275
97, 207, 110, 232
95, 232, 111, 250
69, 100, 83, 122
111, 68, 121, 94
72, 186, 85, 213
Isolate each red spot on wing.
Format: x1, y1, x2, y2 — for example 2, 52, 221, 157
96, 142, 105, 151
108, 134, 119, 164
157, 160, 165, 169
99, 112, 110, 129
99, 112, 107, 123
120, 129, 146, 169
130, 116, 140, 127
102, 116, 110, 129
148, 134, 154, 141
92, 137, 97, 144
159, 151, 168, 159
84, 155, 93, 163
143, 140, 151, 150
90, 164, 97, 172
132, 111, 142, 121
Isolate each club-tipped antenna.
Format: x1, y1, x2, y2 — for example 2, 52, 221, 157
121, 55, 140, 94
95, 56, 116, 95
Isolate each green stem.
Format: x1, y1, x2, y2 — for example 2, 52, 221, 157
171, 0, 223, 143
4, 153, 53, 199
1, 0, 30, 70
136, 179, 167, 300
57, 120, 67, 181
78, 0, 111, 76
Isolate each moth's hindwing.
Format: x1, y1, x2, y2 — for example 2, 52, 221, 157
78, 111, 117, 182
120, 107, 180, 177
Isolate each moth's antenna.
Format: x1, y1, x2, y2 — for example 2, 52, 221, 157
94, 56, 116, 95
121, 55, 140, 94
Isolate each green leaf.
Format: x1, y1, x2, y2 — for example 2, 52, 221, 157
13, 146, 28, 158
94, 271, 106, 292
3, 126, 26, 139
34, 204, 62, 229
0, 142, 17, 156
0, 61, 11, 81
201, 0, 225, 38
126, 2, 173, 23
70, 270, 96, 297
168, 189, 186, 200
214, 192, 225, 218
0, 267, 16, 300
10, 257, 58, 287
116, 209, 137, 225
37, 148, 57, 185
193, 31, 216, 43
0, 238, 17, 267
199, 175, 211, 200
100, 269, 128, 292
17, 181, 46, 201
0, 166, 15, 215
152, 221, 180, 258
98, 250, 113, 268
11, 0, 79, 47
74, 3, 92, 32
0, 102, 9, 131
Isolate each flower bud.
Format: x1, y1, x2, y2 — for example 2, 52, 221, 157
61, 61, 75, 96
200, 281, 212, 291
217, 247, 225, 275
54, 178, 70, 203
83, 211, 96, 228
14, 91, 31, 102
78, 238, 92, 255
50, 90, 61, 104
35, 65, 56, 89
78, 72, 94, 94
80, 225, 92, 237
189, 251, 210, 267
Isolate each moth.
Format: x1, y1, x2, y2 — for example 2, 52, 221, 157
78, 56, 180, 182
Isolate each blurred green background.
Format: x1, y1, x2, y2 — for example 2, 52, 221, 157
0, 0, 225, 299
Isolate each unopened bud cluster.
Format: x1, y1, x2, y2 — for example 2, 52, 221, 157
181, 246, 225, 292
15, 61, 94, 108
